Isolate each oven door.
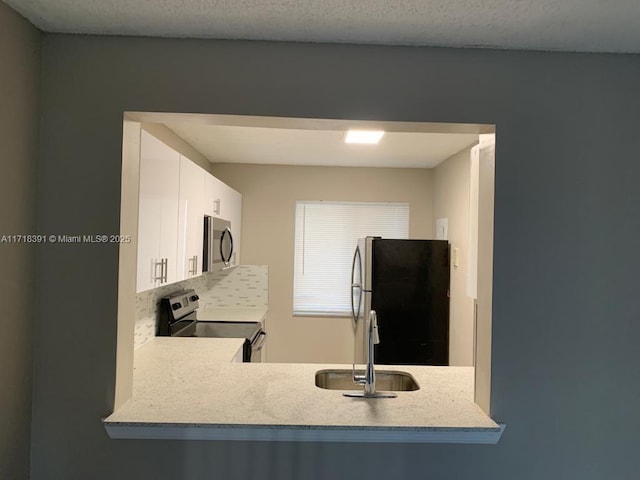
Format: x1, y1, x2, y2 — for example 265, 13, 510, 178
195, 321, 266, 363
203, 216, 234, 272
168, 316, 197, 337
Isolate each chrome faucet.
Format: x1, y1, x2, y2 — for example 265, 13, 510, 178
344, 310, 397, 398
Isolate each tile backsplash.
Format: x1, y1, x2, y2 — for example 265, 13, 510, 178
134, 265, 268, 348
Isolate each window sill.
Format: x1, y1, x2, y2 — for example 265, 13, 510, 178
292, 311, 352, 318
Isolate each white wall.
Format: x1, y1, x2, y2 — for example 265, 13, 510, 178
474, 140, 495, 413
0, 4, 40, 480
433, 145, 476, 366
212, 163, 433, 363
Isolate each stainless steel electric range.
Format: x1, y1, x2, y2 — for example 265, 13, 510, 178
158, 289, 266, 362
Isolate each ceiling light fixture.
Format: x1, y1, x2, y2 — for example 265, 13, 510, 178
344, 130, 385, 145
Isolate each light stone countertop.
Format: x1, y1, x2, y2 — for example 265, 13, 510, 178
134, 337, 246, 365
104, 337, 504, 444
197, 307, 267, 323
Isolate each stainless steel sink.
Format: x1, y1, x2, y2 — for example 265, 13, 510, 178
315, 369, 419, 392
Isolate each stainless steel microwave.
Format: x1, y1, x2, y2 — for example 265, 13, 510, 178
203, 216, 234, 272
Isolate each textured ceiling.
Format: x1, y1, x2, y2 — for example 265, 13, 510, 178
5, 0, 640, 53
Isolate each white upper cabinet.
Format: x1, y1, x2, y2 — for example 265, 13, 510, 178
137, 131, 243, 292
205, 174, 226, 218
205, 174, 242, 266
220, 184, 242, 267
137, 130, 180, 293
177, 156, 206, 281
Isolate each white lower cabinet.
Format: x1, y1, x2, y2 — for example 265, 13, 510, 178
137, 130, 180, 293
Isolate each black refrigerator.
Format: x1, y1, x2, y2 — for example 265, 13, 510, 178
351, 237, 450, 366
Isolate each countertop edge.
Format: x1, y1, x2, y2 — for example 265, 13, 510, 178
103, 421, 506, 444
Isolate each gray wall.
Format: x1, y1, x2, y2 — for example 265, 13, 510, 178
0, 3, 40, 480
33, 34, 640, 479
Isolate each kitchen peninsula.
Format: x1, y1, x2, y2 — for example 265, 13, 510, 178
103, 337, 503, 444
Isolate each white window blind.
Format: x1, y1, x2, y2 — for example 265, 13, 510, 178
293, 201, 409, 316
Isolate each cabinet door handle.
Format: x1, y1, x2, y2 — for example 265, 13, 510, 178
214, 199, 221, 215
153, 258, 163, 283
162, 258, 168, 283
188, 255, 198, 276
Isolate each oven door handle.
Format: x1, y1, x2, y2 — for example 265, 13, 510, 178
170, 319, 197, 337
252, 331, 267, 352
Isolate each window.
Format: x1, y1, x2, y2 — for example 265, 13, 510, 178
293, 201, 409, 316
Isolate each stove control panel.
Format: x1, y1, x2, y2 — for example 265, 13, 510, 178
158, 289, 201, 336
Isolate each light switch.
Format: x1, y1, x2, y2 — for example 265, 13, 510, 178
452, 247, 460, 268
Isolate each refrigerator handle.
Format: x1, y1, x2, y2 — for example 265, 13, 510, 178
351, 284, 362, 327
351, 285, 356, 320
351, 246, 360, 285
350, 246, 362, 326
